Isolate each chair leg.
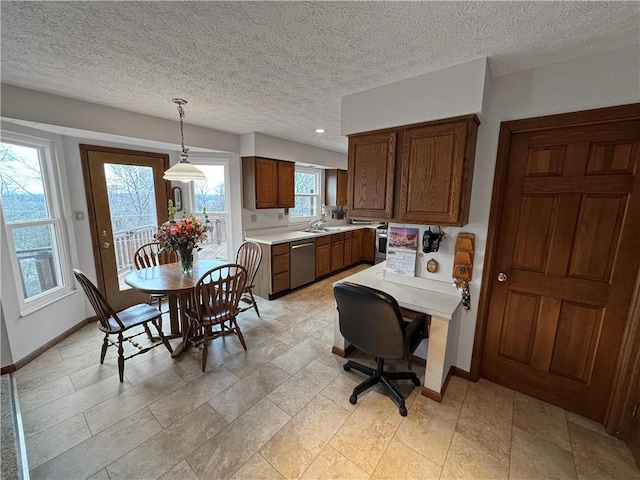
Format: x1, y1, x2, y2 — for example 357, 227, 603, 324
100, 334, 109, 364
344, 358, 416, 416
153, 317, 173, 354
143, 323, 155, 341
201, 332, 209, 372
248, 289, 260, 317
117, 332, 125, 383
232, 319, 247, 351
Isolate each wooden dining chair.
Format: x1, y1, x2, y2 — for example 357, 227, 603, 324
184, 264, 248, 372
72, 269, 173, 382
235, 241, 263, 317
133, 242, 178, 313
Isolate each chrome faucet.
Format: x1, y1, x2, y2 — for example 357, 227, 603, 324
306, 218, 326, 231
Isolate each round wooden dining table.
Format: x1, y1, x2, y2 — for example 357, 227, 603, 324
124, 259, 228, 357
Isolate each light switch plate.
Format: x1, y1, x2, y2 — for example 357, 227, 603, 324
278, 213, 284, 220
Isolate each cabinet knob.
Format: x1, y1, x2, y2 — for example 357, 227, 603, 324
497, 272, 508, 282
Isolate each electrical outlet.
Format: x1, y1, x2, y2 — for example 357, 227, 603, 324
250, 214, 257, 222
278, 212, 284, 220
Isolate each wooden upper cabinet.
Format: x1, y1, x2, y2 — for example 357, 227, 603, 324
398, 117, 478, 225
242, 157, 296, 209
347, 115, 479, 226
347, 132, 397, 219
326, 169, 348, 206
277, 160, 295, 208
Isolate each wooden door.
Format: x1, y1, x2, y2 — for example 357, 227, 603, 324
315, 239, 330, 278
278, 161, 295, 208
398, 116, 478, 226
347, 132, 396, 219
343, 232, 352, 266
255, 158, 278, 208
80, 145, 170, 311
361, 228, 375, 262
631, 383, 640, 468
331, 235, 344, 272
481, 107, 640, 421
336, 169, 348, 206
352, 231, 362, 263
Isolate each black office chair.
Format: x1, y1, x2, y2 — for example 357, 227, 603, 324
334, 282, 428, 416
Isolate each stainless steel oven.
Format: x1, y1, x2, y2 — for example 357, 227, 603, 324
375, 224, 388, 264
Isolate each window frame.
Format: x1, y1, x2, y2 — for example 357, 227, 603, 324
1, 131, 72, 315
290, 166, 322, 223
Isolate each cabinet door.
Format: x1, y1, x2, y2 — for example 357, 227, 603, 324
351, 230, 362, 262
315, 244, 331, 278
362, 228, 375, 262
336, 169, 348, 206
398, 119, 477, 225
278, 161, 295, 208
254, 158, 279, 209
343, 236, 352, 266
347, 132, 396, 219
331, 241, 344, 272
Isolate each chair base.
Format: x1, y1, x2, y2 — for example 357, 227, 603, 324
344, 357, 420, 416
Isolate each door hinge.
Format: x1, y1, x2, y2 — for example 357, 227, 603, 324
633, 403, 639, 418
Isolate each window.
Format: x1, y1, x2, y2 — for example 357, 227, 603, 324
291, 167, 321, 220
1, 133, 71, 313
192, 162, 231, 260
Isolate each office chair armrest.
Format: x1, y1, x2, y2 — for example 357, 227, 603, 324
404, 313, 428, 368
405, 313, 428, 340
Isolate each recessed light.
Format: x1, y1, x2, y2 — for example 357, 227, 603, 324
315, 128, 325, 133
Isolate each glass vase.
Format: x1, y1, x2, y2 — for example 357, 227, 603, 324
177, 248, 194, 276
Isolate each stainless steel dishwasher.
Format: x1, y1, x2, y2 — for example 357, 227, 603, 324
290, 239, 316, 289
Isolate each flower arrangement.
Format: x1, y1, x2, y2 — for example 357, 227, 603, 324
154, 200, 209, 274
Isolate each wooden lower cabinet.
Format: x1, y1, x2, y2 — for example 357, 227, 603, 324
271, 243, 290, 293
330, 233, 345, 272
343, 231, 352, 266
351, 230, 362, 263
362, 228, 375, 262
315, 236, 331, 278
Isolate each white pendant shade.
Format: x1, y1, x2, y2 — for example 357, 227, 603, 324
163, 161, 206, 181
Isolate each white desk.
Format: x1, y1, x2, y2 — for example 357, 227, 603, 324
333, 262, 463, 401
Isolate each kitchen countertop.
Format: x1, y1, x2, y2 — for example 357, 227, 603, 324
245, 224, 377, 245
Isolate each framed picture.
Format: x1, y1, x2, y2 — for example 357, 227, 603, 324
172, 186, 183, 211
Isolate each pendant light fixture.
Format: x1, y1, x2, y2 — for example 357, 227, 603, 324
163, 98, 206, 182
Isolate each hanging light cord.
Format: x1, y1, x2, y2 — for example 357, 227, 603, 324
173, 98, 189, 163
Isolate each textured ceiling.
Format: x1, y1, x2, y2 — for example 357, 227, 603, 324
1, 1, 638, 153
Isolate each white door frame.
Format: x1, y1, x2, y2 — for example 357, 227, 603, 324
185, 152, 242, 261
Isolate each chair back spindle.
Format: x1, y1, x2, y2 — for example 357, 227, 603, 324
133, 242, 178, 270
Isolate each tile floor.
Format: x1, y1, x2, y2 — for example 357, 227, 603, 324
14, 265, 640, 480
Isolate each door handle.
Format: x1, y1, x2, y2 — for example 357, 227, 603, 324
497, 272, 508, 282
102, 242, 110, 249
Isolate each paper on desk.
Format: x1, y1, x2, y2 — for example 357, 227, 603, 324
385, 226, 419, 277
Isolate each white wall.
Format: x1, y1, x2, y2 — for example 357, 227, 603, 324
341, 45, 640, 372
0, 123, 87, 363
341, 58, 488, 135
1, 85, 239, 155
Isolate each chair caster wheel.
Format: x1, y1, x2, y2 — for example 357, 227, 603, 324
343, 364, 351, 372
399, 406, 407, 416
349, 394, 357, 405
412, 377, 421, 386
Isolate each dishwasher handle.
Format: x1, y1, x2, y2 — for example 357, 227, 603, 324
291, 242, 315, 249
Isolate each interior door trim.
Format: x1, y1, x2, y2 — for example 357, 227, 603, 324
79, 144, 171, 296
470, 103, 640, 439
